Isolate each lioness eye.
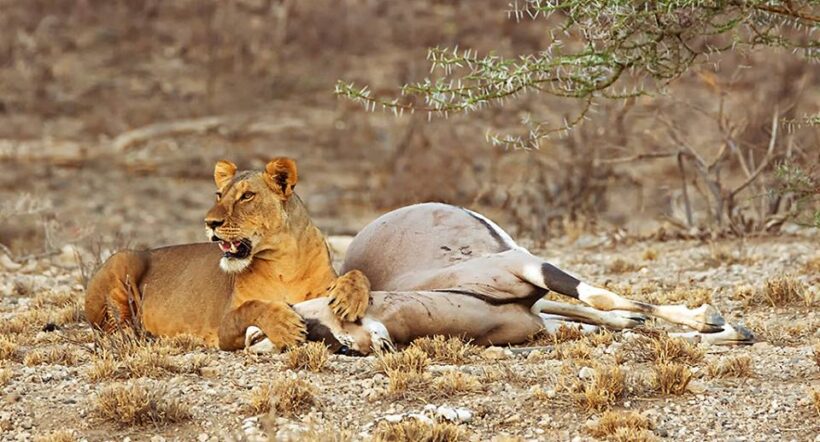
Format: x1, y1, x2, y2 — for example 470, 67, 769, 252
241, 192, 255, 201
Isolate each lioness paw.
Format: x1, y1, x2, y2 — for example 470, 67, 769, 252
328, 270, 371, 322
268, 305, 307, 349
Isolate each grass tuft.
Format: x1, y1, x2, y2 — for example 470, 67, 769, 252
33, 430, 76, 442
24, 346, 83, 366
620, 333, 704, 365
249, 376, 318, 417
811, 388, 820, 417
587, 410, 655, 441
652, 362, 692, 395
707, 355, 754, 378
608, 258, 640, 274
0, 335, 18, 361
409, 336, 477, 364
94, 381, 190, 426
372, 418, 464, 442
432, 371, 481, 395
761, 276, 813, 307
572, 365, 626, 411
375, 347, 429, 375
0, 368, 11, 387
285, 342, 330, 372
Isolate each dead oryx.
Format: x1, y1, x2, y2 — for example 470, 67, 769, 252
246, 203, 753, 354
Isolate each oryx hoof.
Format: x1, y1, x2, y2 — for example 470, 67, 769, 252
692, 304, 725, 333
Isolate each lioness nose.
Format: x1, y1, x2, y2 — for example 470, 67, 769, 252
205, 219, 224, 229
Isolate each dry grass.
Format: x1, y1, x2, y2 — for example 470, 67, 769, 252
761, 276, 813, 307
642, 248, 658, 261
158, 334, 207, 352
0, 335, 18, 360
801, 255, 820, 275
811, 388, 820, 417
23, 346, 83, 366
375, 347, 429, 375
372, 418, 464, 442
249, 377, 318, 417
94, 381, 191, 426
33, 430, 76, 442
432, 371, 481, 395
656, 288, 713, 308
552, 339, 594, 361
285, 342, 330, 372
586, 411, 656, 442
814, 343, 819, 369
571, 365, 626, 411
702, 244, 753, 268
652, 362, 692, 395
409, 336, 477, 364
0, 316, 28, 335
86, 329, 206, 380
707, 355, 754, 378
608, 258, 640, 274
528, 324, 587, 346
0, 367, 11, 387
620, 333, 704, 365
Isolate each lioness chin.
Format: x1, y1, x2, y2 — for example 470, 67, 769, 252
85, 158, 369, 350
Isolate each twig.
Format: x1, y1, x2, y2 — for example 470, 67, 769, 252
729, 108, 779, 199
678, 152, 694, 227
599, 151, 677, 164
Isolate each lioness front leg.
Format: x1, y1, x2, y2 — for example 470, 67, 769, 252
327, 269, 371, 322
217, 300, 306, 351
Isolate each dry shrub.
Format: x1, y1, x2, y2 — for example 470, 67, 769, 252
33, 431, 76, 442
87, 329, 202, 380
24, 346, 83, 366
811, 388, 820, 417
608, 258, 640, 274
803, 256, 820, 275
158, 334, 207, 352
707, 355, 754, 378
642, 248, 658, 261
761, 276, 813, 307
620, 333, 704, 365
375, 347, 429, 375
285, 342, 329, 372
372, 418, 464, 442
409, 336, 477, 364
703, 245, 754, 268
656, 288, 713, 308
552, 340, 594, 361
0, 317, 28, 335
587, 330, 615, 347
572, 365, 626, 411
587, 411, 655, 441
249, 377, 317, 417
94, 381, 190, 426
432, 371, 481, 395
529, 324, 586, 346
0, 335, 18, 361
0, 368, 11, 386
652, 362, 692, 395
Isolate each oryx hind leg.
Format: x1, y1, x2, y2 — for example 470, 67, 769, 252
532, 299, 646, 330
506, 250, 726, 333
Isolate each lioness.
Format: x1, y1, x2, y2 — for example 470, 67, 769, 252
244, 203, 754, 355
85, 158, 369, 350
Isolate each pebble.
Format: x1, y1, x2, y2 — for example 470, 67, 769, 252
481, 346, 508, 360
578, 366, 595, 380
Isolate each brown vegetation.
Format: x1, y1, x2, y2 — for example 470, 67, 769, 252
409, 336, 478, 364
586, 411, 656, 442
249, 377, 318, 417
652, 362, 693, 395
284, 342, 330, 372
94, 381, 191, 426
707, 355, 755, 378
571, 365, 627, 411
372, 419, 464, 442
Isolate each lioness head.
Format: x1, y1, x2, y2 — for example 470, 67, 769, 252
204, 158, 298, 273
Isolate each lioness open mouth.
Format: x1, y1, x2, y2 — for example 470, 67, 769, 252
214, 238, 252, 259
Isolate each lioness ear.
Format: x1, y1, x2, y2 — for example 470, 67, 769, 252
214, 160, 237, 190
265, 157, 298, 198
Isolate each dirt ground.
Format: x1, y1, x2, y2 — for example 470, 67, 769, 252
1, 1, 819, 441
1, 231, 818, 441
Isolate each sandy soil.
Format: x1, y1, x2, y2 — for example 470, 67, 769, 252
1, 233, 818, 442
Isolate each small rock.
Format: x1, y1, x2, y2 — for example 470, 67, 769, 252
150, 437, 166, 442
578, 366, 595, 380
199, 367, 220, 379
686, 380, 707, 394
481, 346, 507, 360
197, 433, 209, 442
